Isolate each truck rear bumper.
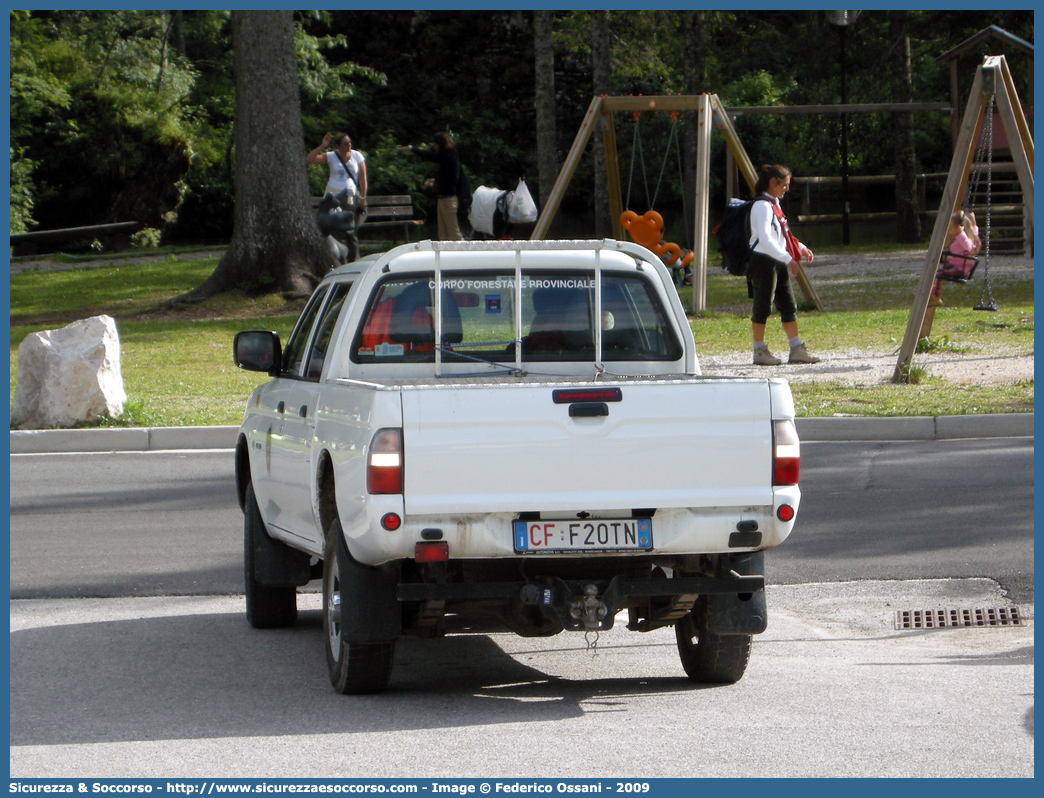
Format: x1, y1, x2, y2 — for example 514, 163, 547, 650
345, 501, 800, 565
397, 572, 766, 634
397, 573, 763, 602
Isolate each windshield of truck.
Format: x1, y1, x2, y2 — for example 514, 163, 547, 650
351, 271, 682, 364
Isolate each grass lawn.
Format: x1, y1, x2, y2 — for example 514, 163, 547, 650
9, 245, 1034, 427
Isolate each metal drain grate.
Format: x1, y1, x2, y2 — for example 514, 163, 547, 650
894, 607, 1025, 630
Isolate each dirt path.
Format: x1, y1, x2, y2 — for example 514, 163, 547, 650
700, 250, 1034, 386
701, 346, 1034, 385
10, 247, 227, 275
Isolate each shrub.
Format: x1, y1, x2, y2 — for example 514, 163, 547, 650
10, 148, 35, 235
131, 227, 163, 248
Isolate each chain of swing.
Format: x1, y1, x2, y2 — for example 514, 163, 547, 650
965, 94, 998, 312
624, 111, 691, 250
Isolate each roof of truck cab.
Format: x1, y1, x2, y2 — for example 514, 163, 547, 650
330, 256, 379, 277
330, 240, 670, 281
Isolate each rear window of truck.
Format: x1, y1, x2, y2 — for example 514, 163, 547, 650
351, 271, 682, 364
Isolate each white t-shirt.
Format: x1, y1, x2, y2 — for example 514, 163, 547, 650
324, 150, 365, 198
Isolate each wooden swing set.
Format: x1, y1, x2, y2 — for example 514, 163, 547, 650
530, 56, 1031, 382
893, 54, 1033, 382
530, 91, 827, 314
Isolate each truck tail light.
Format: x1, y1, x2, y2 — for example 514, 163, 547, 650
415, 542, 449, 562
367, 428, 403, 495
773, 420, 800, 486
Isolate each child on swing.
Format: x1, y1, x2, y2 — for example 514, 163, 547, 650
930, 210, 981, 306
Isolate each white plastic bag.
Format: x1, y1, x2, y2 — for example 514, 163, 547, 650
508, 178, 538, 223
468, 186, 504, 235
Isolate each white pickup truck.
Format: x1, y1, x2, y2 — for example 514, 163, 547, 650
233, 239, 801, 694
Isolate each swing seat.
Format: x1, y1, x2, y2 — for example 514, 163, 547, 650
936, 251, 979, 284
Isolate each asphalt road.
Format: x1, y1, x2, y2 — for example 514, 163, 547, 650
9, 582, 1034, 778
10, 449, 242, 598
9, 438, 1035, 602
8, 438, 1035, 778
773, 437, 1035, 602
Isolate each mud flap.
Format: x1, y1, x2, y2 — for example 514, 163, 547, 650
252, 521, 311, 587
706, 551, 768, 635
338, 535, 402, 644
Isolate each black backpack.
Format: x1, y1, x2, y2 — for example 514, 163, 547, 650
713, 196, 771, 276
455, 161, 473, 218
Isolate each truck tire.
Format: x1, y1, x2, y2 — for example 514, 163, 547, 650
675, 596, 751, 684
244, 481, 298, 629
323, 521, 395, 694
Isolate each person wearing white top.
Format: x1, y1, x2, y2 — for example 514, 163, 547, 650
308, 132, 368, 261
747, 163, 820, 366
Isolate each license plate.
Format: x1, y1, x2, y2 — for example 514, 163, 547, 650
513, 518, 652, 554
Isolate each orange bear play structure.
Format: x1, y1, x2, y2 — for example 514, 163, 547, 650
619, 210, 694, 271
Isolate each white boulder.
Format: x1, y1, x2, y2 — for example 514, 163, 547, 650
11, 314, 127, 429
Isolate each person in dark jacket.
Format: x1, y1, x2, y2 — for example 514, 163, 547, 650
397, 133, 464, 241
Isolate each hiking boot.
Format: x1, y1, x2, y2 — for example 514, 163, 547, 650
753, 348, 782, 366
788, 344, 821, 364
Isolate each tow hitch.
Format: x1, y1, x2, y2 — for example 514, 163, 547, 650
570, 584, 609, 629
520, 577, 618, 631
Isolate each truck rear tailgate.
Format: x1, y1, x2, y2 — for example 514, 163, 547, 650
400, 378, 775, 516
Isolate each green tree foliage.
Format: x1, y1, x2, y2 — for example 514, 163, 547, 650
8, 9, 384, 242
10, 149, 36, 234
9, 9, 1033, 249
317, 12, 536, 183
9, 10, 201, 232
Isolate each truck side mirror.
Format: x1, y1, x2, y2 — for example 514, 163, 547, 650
234, 330, 282, 375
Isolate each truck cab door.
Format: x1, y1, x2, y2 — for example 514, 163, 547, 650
265, 282, 352, 550
274, 380, 324, 549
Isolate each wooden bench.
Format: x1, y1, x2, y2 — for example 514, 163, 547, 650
310, 194, 424, 244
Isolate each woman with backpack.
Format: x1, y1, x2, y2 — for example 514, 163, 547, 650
397, 133, 465, 241
748, 163, 820, 366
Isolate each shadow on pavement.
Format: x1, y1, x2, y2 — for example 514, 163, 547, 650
11, 607, 705, 747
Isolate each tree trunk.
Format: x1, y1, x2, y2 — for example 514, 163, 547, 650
591, 11, 611, 237
185, 10, 334, 302
890, 11, 921, 243
533, 10, 558, 210
681, 10, 706, 228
